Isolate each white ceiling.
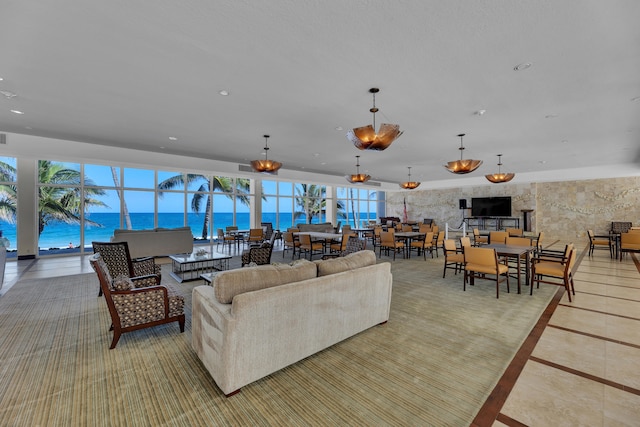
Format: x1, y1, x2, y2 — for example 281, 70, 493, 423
1, 0, 639, 187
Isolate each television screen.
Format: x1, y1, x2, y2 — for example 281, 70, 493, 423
471, 197, 512, 217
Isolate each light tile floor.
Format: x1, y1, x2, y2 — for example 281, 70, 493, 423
496, 249, 640, 426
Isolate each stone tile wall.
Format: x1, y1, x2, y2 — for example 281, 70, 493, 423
386, 176, 639, 242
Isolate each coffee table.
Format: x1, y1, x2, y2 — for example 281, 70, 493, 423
169, 251, 231, 283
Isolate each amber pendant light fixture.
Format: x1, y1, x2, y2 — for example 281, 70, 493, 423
346, 88, 403, 151
400, 166, 421, 189
345, 155, 371, 184
444, 133, 483, 174
485, 154, 515, 183
250, 134, 282, 174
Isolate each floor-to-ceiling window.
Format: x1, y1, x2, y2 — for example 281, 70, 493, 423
337, 187, 378, 228
0, 156, 17, 258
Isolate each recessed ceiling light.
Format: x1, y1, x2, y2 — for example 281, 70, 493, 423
168, 136, 177, 141
538, 160, 546, 164
320, 162, 327, 165
0, 76, 3, 81
514, 62, 532, 71
335, 126, 343, 131
474, 109, 486, 116
218, 90, 229, 96
10, 109, 24, 115
545, 114, 558, 119
159, 146, 165, 149
313, 153, 320, 157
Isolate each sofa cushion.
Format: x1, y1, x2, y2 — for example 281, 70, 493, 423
314, 250, 377, 277
214, 259, 317, 304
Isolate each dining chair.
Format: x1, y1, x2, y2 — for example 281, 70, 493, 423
463, 246, 510, 299
379, 230, 405, 260
282, 231, 300, 259
587, 229, 613, 258
410, 231, 434, 260
619, 232, 640, 261
217, 228, 236, 252
489, 231, 509, 244
442, 239, 464, 278
506, 228, 523, 237
298, 233, 324, 260
245, 228, 264, 247
433, 231, 445, 257
531, 244, 576, 301
472, 228, 488, 246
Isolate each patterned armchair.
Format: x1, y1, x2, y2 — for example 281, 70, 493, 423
90, 254, 185, 349
241, 236, 275, 267
92, 241, 162, 296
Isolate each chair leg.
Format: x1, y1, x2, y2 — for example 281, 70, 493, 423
110, 329, 121, 349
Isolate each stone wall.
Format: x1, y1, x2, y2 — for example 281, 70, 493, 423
386, 176, 640, 242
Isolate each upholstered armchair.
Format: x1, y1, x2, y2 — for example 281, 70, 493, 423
90, 254, 185, 349
241, 242, 274, 267
92, 241, 162, 296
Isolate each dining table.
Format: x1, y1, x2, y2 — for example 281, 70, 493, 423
394, 231, 426, 259
294, 231, 343, 253
484, 243, 537, 294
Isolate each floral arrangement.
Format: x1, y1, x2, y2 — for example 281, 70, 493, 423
194, 249, 208, 257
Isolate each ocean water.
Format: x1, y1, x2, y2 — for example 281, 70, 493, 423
0, 212, 376, 250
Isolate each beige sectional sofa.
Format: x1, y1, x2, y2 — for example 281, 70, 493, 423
111, 227, 193, 258
191, 250, 392, 396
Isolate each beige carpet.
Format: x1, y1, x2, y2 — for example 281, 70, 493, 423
0, 255, 556, 426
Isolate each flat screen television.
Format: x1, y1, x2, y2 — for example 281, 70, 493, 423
471, 197, 512, 217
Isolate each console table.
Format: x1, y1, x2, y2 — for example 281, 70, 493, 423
463, 217, 520, 230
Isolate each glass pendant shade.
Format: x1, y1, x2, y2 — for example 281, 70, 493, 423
485, 154, 515, 183
250, 135, 282, 174
400, 166, 420, 189
345, 155, 371, 183
444, 133, 483, 174
347, 88, 402, 151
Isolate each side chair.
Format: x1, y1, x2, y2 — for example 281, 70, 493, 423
587, 229, 613, 258
442, 239, 464, 278
619, 232, 640, 261
531, 244, 576, 301
463, 246, 510, 299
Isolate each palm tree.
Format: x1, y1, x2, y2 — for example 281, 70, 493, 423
157, 174, 251, 239
37, 161, 107, 235
0, 161, 17, 225
294, 184, 346, 224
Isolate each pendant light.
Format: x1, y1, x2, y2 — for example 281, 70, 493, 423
346, 88, 403, 151
250, 134, 282, 174
443, 133, 483, 174
400, 166, 420, 189
485, 154, 515, 183
345, 155, 371, 183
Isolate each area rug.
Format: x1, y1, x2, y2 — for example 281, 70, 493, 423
0, 256, 555, 426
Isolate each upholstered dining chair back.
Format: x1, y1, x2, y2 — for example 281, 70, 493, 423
489, 231, 509, 244
463, 246, 510, 298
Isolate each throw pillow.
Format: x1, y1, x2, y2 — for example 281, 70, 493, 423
112, 274, 133, 291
